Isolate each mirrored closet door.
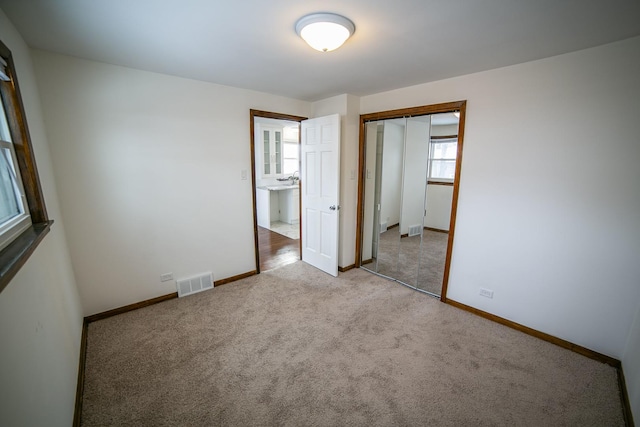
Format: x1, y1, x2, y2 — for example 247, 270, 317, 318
358, 101, 466, 299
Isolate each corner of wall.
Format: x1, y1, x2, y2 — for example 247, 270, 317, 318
310, 94, 361, 268
622, 300, 640, 423
0, 8, 83, 427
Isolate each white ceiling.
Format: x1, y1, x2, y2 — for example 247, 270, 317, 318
1, 0, 639, 101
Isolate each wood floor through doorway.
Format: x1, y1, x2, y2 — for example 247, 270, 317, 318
258, 226, 299, 272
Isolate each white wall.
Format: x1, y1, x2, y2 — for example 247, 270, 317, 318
380, 122, 404, 229
623, 301, 640, 422
361, 36, 640, 360
425, 185, 453, 230
400, 118, 430, 235
0, 9, 82, 427
341, 95, 360, 267
431, 124, 458, 137
32, 50, 311, 316
311, 94, 360, 268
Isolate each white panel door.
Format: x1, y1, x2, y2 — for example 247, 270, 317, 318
301, 114, 340, 276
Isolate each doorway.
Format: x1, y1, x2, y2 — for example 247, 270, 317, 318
250, 110, 306, 273
355, 101, 467, 301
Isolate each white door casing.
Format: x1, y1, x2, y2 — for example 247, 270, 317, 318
301, 114, 341, 277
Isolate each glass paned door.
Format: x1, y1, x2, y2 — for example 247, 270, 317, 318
263, 130, 270, 175
275, 130, 282, 175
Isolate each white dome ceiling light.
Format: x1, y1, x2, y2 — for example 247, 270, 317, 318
295, 13, 355, 52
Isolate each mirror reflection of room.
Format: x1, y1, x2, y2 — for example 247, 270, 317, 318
360, 111, 460, 297
254, 117, 301, 270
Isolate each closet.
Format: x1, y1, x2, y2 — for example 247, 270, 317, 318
357, 101, 466, 298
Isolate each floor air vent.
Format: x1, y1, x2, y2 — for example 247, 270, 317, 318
408, 225, 422, 237
176, 272, 213, 297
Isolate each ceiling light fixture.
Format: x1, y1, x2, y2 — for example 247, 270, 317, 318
295, 13, 355, 52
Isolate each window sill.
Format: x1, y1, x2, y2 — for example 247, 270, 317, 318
0, 220, 53, 294
427, 180, 454, 186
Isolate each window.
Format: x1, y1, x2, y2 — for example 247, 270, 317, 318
428, 136, 457, 182
0, 39, 51, 293
282, 125, 299, 175
0, 78, 30, 251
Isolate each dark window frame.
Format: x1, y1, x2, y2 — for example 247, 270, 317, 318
0, 39, 52, 294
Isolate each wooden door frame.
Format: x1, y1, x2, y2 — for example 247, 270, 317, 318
250, 109, 307, 273
355, 101, 467, 301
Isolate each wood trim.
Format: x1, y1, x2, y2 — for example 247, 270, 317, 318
338, 264, 356, 272
445, 298, 620, 367
440, 101, 466, 303
355, 116, 366, 268
250, 111, 260, 274
618, 368, 636, 427
72, 319, 89, 427
424, 227, 448, 234
360, 101, 466, 122
401, 228, 449, 237
0, 44, 48, 224
427, 180, 454, 186
0, 39, 51, 295
249, 110, 306, 275
214, 270, 256, 286
0, 221, 53, 293
83, 268, 258, 322
355, 100, 467, 303
84, 293, 178, 323
249, 109, 308, 122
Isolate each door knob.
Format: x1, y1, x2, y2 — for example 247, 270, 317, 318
329, 205, 340, 211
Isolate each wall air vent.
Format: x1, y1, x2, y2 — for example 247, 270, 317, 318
408, 225, 422, 237
176, 272, 213, 298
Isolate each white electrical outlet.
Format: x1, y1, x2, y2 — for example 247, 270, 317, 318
479, 288, 494, 299
240, 169, 248, 180
160, 273, 173, 282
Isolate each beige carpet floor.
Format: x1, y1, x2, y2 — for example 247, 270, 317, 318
81, 262, 624, 426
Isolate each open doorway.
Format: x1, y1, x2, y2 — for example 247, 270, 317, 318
250, 110, 306, 273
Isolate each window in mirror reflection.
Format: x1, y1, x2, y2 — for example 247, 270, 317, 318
429, 137, 457, 182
